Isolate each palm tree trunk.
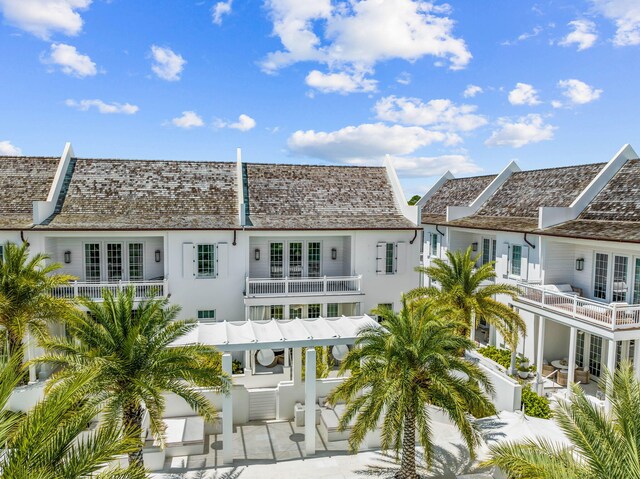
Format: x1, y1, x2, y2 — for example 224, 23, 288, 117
396, 408, 418, 479
123, 402, 145, 469
509, 350, 517, 376
7, 331, 26, 382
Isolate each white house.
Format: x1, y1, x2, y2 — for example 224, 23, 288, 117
418, 144, 640, 401
0, 142, 421, 466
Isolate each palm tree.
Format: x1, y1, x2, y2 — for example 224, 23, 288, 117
412, 247, 526, 374
328, 297, 496, 479
35, 286, 231, 469
486, 361, 640, 479
0, 349, 146, 479
0, 241, 76, 371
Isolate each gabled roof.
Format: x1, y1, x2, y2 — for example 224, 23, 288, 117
446, 163, 606, 233
421, 175, 496, 224
540, 159, 640, 243
0, 156, 59, 229
38, 158, 239, 230
244, 163, 415, 229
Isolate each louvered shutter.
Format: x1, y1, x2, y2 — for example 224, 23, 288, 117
395, 242, 406, 274
216, 243, 228, 278
520, 245, 529, 281
376, 242, 386, 275
183, 243, 195, 278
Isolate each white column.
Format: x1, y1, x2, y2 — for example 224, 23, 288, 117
293, 347, 302, 386
536, 316, 546, 395
284, 348, 290, 367
489, 324, 496, 347
568, 327, 577, 386
304, 348, 316, 456
634, 340, 640, 381
469, 311, 476, 342
605, 339, 616, 412
222, 353, 234, 465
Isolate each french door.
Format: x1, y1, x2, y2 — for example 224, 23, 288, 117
270, 241, 322, 278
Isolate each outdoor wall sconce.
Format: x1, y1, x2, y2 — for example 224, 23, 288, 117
472, 242, 478, 252
255, 248, 260, 261
64, 251, 71, 264
155, 250, 161, 263
575, 258, 584, 271
331, 248, 337, 260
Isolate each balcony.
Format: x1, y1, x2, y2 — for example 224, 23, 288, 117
51, 279, 168, 301
246, 275, 362, 298
516, 282, 640, 330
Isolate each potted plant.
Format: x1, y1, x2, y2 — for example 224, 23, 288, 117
518, 365, 530, 379
518, 354, 530, 369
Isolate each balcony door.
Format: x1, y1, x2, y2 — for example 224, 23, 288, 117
594, 252, 637, 303
269, 241, 322, 278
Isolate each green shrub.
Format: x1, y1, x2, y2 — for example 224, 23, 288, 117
232, 359, 243, 375
521, 385, 552, 419
478, 345, 531, 371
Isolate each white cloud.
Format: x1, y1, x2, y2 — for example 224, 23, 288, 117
508, 82, 541, 106
374, 96, 487, 132
65, 99, 139, 114
261, 0, 471, 77
388, 154, 482, 177
557, 79, 602, 105
485, 114, 556, 148
0, 0, 91, 39
286, 122, 474, 176
212, 0, 232, 25
305, 70, 377, 94
150, 45, 186, 81
592, 0, 640, 46
463, 84, 483, 98
171, 111, 204, 128
502, 26, 543, 46
559, 19, 598, 50
0, 140, 22, 156
396, 72, 412, 85
216, 114, 256, 132
43, 43, 96, 77
288, 123, 459, 161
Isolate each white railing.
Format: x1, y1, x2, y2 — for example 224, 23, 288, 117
246, 275, 362, 297
50, 279, 168, 301
516, 282, 640, 330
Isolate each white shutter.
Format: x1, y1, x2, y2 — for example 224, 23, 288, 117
182, 243, 195, 278
376, 242, 386, 275
502, 242, 510, 277
217, 243, 228, 278
395, 242, 406, 274
520, 245, 529, 281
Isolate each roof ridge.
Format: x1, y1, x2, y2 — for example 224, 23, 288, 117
512, 161, 606, 174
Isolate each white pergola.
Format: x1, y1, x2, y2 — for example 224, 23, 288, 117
172, 315, 379, 464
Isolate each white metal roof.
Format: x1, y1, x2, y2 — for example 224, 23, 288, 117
171, 315, 379, 351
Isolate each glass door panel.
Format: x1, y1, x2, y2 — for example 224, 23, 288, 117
128, 243, 144, 281
612, 255, 629, 302
308, 242, 321, 277
84, 243, 101, 282
289, 242, 303, 277
107, 243, 123, 281
589, 335, 602, 377
593, 253, 609, 300
633, 258, 640, 304
270, 243, 283, 278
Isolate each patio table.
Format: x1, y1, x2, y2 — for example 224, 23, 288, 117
551, 359, 575, 370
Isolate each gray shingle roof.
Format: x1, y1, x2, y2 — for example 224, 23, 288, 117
0, 156, 59, 229
476, 163, 605, 218
245, 163, 415, 229
421, 175, 496, 224
39, 158, 239, 230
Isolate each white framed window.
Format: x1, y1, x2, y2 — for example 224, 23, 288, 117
593, 252, 609, 300
430, 233, 440, 257
84, 243, 101, 282
612, 255, 629, 302
510, 245, 522, 277
196, 244, 216, 278
289, 305, 303, 319
308, 242, 321, 277
376, 242, 406, 275
128, 243, 144, 281
270, 305, 284, 320
482, 238, 497, 267
197, 310, 216, 321
106, 243, 123, 281
633, 258, 640, 304
308, 304, 321, 318
327, 303, 339, 317
385, 243, 394, 274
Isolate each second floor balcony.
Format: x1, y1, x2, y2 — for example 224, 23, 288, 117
516, 282, 640, 330
51, 279, 168, 301
246, 275, 363, 298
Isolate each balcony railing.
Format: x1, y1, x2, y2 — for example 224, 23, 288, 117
51, 279, 168, 301
516, 282, 640, 330
246, 275, 362, 297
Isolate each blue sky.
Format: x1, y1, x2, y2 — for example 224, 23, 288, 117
0, 0, 639, 196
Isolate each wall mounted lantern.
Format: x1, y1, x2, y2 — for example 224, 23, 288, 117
331, 248, 337, 260
64, 251, 71, 264
255, 248, 261, 261
155, 250, 161, 263
575, 258, 584, 271
471, 242, 478, 252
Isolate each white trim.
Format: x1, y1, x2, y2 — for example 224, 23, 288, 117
383, 155, 417, 225
33, 142, 74, 224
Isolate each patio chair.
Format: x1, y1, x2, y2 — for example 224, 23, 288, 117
542, 364, 556, 376
575, 367, 590, 384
